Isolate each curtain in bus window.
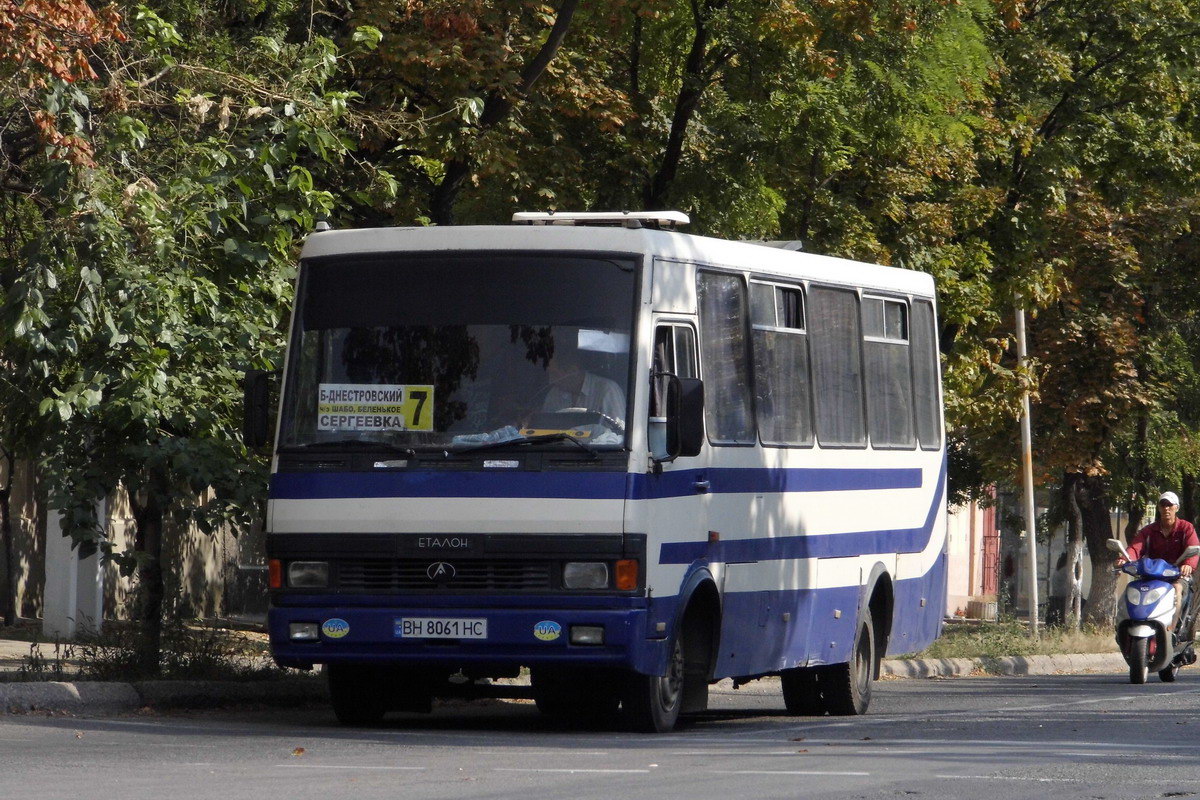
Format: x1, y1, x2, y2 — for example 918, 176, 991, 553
753, 328, 813, 445
911, 300, 942, 449
651, 327, 672, 417
697, 273, 755, 444
864, 337, 915, 447
809, 287, 866, 446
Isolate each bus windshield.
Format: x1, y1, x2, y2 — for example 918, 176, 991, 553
278, 253, 639, 452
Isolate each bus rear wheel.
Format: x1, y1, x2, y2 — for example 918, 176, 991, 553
821, 609, 875, 716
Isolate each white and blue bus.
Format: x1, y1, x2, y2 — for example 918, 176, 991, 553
249, 211, 947, 732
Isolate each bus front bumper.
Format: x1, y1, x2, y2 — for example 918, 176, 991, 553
268, 597, 666, 675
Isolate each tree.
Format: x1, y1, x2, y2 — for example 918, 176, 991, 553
1, 0, 366, 669
972, 0, 1200, 627
0, 0, 125, 625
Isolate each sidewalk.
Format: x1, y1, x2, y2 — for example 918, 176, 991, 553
0, 635, 1128, 717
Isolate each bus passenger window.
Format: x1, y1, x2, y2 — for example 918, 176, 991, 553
911, 300, 942, 449
697, 273, 755, 445
809, 286, 866, 447
862, 296, 915, 448
750, 282, 813, 446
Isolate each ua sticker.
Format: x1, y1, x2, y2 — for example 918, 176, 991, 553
533, 620, 562, 641
321, 618, 350, 639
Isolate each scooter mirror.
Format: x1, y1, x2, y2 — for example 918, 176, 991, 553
1175, 545, 1200, 566
1105, 539, 1127, 555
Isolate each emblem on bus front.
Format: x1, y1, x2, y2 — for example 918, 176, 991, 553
321, 618, 350, 639
427, 562, 456, 580
533, 620, 562, 641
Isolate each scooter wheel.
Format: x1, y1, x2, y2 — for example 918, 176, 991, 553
1159, 663, 1180, 682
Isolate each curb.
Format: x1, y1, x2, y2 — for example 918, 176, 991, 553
880, 652, 1125, 678
0, 654, 1127, 716
0, 678, 326, 716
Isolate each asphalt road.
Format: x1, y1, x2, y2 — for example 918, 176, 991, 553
3, 672, 1199, 800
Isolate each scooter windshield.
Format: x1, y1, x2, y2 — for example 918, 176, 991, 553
1124, 557, 1180, 580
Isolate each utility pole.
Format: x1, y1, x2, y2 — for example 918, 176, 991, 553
1015, 301, 1040, 638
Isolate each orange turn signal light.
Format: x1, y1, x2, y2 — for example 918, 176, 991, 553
268, 559, 282, 589
615, 559, 639, 590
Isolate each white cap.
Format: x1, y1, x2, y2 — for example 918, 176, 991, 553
1159, 491, 1180, 507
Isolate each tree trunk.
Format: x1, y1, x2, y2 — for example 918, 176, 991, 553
1181, 472, 1196, 525
998, 493, 1021, 616
1062, 472, 1086, 630
643, 0, 732, 210
0, 446, 15, 626
1078, 473, 1119, 628
429, 0, 580, 224
130, 489, 165, 677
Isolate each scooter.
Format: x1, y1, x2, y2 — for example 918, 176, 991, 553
1106, 539, 1200, 684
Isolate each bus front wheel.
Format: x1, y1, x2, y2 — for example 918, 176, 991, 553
624, 633, 685, 732
781, 666, 826, 715
327, 665, 387, 726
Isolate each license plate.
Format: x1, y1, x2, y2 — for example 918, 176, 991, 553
395, 617, 487, 639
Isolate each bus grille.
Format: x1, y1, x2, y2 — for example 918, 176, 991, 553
337, 559, 553, 592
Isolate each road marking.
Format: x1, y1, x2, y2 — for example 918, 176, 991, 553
275, 764, 426, 771
711, 770, 870, 777
495, 768, 651, 774
935, 774, 1080, 783
669, 750, 806, 756
786, 685, 1200, 731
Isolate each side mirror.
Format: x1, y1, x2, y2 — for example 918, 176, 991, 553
243, 369, 274, 449
1105, 539, 1127, 556
1176, 545, 1200, 566
650, 374, 704, 463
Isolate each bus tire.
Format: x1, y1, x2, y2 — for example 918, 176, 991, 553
531, 667, 620, 719
327, 665, 386, 726
624, 632, 685, 733
821, 609, 874, 716
781, 667, 826, 716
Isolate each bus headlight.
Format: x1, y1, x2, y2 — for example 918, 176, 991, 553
563, 562, 609, 589
288, 561, 329, 589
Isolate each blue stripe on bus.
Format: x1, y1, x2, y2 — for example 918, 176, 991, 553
628, 467, 920, 500
658, 458, 946, 562
268, 466, 923, 501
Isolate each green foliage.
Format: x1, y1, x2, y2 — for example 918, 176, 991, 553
6, 0, 1200, 639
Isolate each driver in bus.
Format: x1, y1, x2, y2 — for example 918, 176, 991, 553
1115, 491, 1199, 637
540, 342, 625, 431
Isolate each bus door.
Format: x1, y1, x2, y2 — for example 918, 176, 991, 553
643, 320, 712, 633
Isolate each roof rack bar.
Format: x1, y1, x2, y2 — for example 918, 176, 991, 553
512, 210, 690, 231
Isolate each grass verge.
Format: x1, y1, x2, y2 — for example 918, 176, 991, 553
900, 620, 1118, 660
6, 619, 288, 682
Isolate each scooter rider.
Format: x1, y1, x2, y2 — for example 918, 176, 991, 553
1115, 491, 1200, 638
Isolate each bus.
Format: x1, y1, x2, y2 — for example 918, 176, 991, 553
247, 210, 947, 732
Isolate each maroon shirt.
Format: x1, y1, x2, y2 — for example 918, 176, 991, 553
1127, 519, 1200, 570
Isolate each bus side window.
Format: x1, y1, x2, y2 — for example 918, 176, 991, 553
862, 296, 915, 448
651, 324, 697, 417
750, 281, 813, 447
809, 286, 866, 447
910, 299, 942, 449
697, 273, 756, 445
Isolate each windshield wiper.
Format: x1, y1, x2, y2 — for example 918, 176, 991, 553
278, 440, 416, 456
452, 433, 600, 459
